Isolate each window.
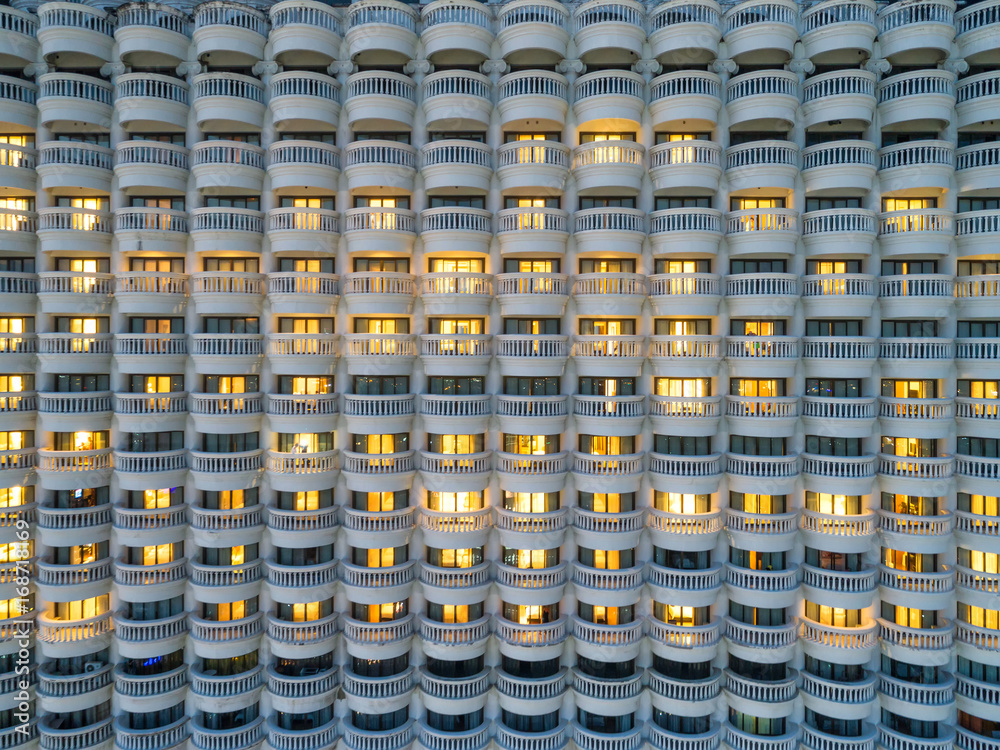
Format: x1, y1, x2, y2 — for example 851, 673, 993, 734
578, 435, 635, 455
730, 493, 786, 514
426, 548, 483, 568
279, 376, 334, 395
806, 259, 862, 274
730, 258, 786, 274
278, 318, 335, 334
578, 258, 635, 274
352, 257, 410, 273
55, 374, 109, 393
278, 196, 334, 210
426, 492, 483, 512
354, 546, 408, 568
805, 435, 862, 456
502, 318, 560, 335
653, 493, 709, 514
578, 319, 635, 335
428, 196, 484, 209
882, 493, 939, 517
653, 435, 711, 455
204, 375, 258, 394
958, 493, 999, 517
881, 602, 938, 629
52, 431, 105, 451
655, 196, 711, 210
730, 319, 786, 336
426, 434, 484, 454
204, 196, 259, 210
201, 433, 259, 453
351, 601, 408, 623
730, 549, 785, 571
652, 602, 708, 626
503, 377, 558, 396
503, 492, 559, 513
126, 432, 184, 452
655, 319, 711, 335
277, 600, 334, 622
352, 491, 409, 511
654, 378, 711, 397
353, 318, 409, 334
277, 490, 334, 511
729, 435, 786, 456
806, 197, 862, 211
502, 434, 559, 454
428, 258, 484, 273
130, 375, 184, 394
654, 259, 711, 274
881, 436, 937, 458
806, 319, 862, 336
882, 380, 937, 399
806, 378, 860, 398
352, 434, 409, 454
578, 548, 635, 570
54, 316, 108, 334
277, 257, 334, 274
805, 492, 862, 516
728, 602, 785, 627
503, 258, 561, 273
958, 380, 999, 399
354, 375, 409, 395
427, 376, 484, 395
578, 196, 636, 210
881, 259, 937, 276
427, 318, 484, 335
959, 320, 1000, 338
277, 432, 334, 453
502, 602, 559, 624
578, 493, 635, 513
578, 377, 634, 396
202, 317, 259, 334
730, 379, 785, 397
959, 437, 1000, 458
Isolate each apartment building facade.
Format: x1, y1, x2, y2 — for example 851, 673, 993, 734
0, 0, 999, 749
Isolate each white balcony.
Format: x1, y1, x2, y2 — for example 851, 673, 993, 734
648, 273, 721, 317
956, 71, 1000, 131
188, 451, 264, 491
573, 69, 644, 128
495, 334, 569, 377
422, 70, 492, 129
495, 453, 569, 495
343, 393, 414, 434
648, 453, 723, 496
878, 338, 954, 379
344, 70, 416, 130
193, 1, 268, 65
191, 139, 264, 194
650, 208, 723, 257
725, 394, 799, 435
649, 70, 722, 130
572, 335, 645, 377
267, 206, 339, 255
495, 394, 568, 435
725, 336, 799, 378
37, 333, 113, 375
876, 0, 955, 63
0, 141, 36, 195
115, 140, 189, 197
496, 139, 570, 194
343, 139, 414, 193
725, 272, 797, 317
36, 141, 112, 194
37, 207, 112, 255
648, 0, 721, 64
573, 144, 645, 203
115, 73, 189, 131
879, 140, 954, 196
800, 0, 877, 62
421, 140, 493, 193
420, 394, 492, 435
800, 619, 877, 662
420, 273, 493, 317
648, 335, 721, 377
878, 274, 953, 321
956, 0, 1000, 64
646, 617, 721, 660
343, 207, 416, 255
497, 207, 570, 257
725, 70, 798, 129
498, 70, 569, 129
341, 451, 416, 492
421, 207, 492, 255
192, 72, 266, 132
879, 396, 954, 440
37, 272, 113, 315
269, 140, 342, 196
343, 334, 416, 375
649, 139, 721, 194
878, 209, 954, 257
725, 208, 798, 256
572, 394, 645, 436
801, 274, 876, 319
723, 0, 798, 61
269, 70, 340, 132
345, 0, 418, 63
268, 1, 341, 66
115, 3, 191, 66
421, 0, 494, 61
190, 207, 264, 255
267, 333, 339, 375
37, 2, 113, 65
802, 140, 877, 197
0, 75, 37, 133
726, 140, 798, 194
420, 335, 493, 376
0, 6, 37, 65
573, 0, 645, 60
801, 337, 876, 378
495, 273, 568, 317
802, 70, 877, 129
877, 70, 956, 130
496, 0, 570, 63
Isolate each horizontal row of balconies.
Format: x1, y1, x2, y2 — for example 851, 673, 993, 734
1, 64, 996, 139
6, 135, 995, 201
5, 0, 998, 70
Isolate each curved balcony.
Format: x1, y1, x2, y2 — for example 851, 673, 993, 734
725, 208, 797, 256
420, 272, 493, 317
956, 71, 1000, 131
192, 1, 267, 66
267, 333, 339, 376
266, 206, 340, 256
37, 2, 113, 66
421, 140, 493, 194
878, 338, 954, 380
341, 612, 414, 650
342, 206, 416, 255
879, 140, 954, 196
800, 0, 876, 62
341, 450, 416, 485
422, 70, 492, 130
879, 396, 954, 440
648, 453, 723, 496
340, 561, 415, 603
723, 0, 798, 61
0, 5, 37, 66
115, 3, 191, 66
0, 74, 37, 134
37, 610, 112, 646
343, 393, 415, 434
956, 209, 1000, 260
572, 394, 645, 437
801, 565, 877, 611
496, 0, 570, 63
801, 336, 876, 378
650, 208, 723, 257
36, 206, 112, 254
497, 208, 570, 263
343, 333, 416, 375
725, 141, 798, 194
495, 272, 568, 317
725, 272, 797, 318
421, 0, 494, 61
648, 0, 721, 64
878, 275, 953, 322
37, 272, 112, 316
648, 273, 721, 318
496, 139, 569, 194
800, 619, 877, 660
342, 272, 414, 315
419, 394, 492, 435
36, 141, 112, 194
189, 717, 265, 750
115, 73, 189, 132
266, 449, 339, 492
498, 70, 569, 129
345, 0, 418, 63
494, 453, 569, 495
266, 272, 338, 318
802, 70, 876, 129
573, 69, 644, 128
801, 274, 876, 319
572, 335, 645, 378
801, 454, 877, 496
494, 334, 569, 377
879, 566, 954, 608
342, 507, 415, 549
649, 70, 722, 130
801, 140, 877, 197
267, 140, 341, 195
0, 140, 36, 195
957, 141, 1000, 196
344, 70, 416, 130
495, 394, 569, 435
188, 450, 264, 491
649, 139, 722, 194
420, 207, 492, 255
724, 617, 797, 657
725, 70, 798, 129
269, 71, 340, 132
190, 273, 263, 317
878, 209, 953, 257
191, 139, 264, 194
270, 0, 342, 64
573, 0, 645, 60
877, 70, 956, 130
192, 72, 265, 131
647, 618, 721, 658
725, 337, 799, 379
39, 718, 113, 750
648, 335, 721, 377
572, 140, 644, 196
876, 0, 955, 62
343, 139, 414, 194
419, 335, 493, 377
957, 0, 1000, 64
115, 140, 189, 196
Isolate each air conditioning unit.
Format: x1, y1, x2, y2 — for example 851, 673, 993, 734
84, 662, 103, 673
